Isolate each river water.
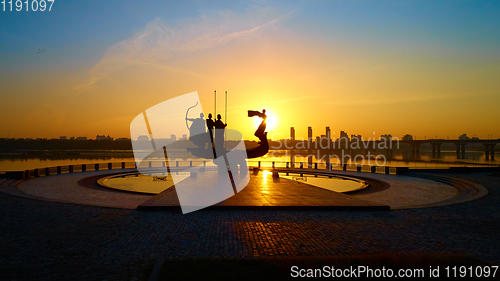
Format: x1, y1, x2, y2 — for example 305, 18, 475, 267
0, 149, 498, 171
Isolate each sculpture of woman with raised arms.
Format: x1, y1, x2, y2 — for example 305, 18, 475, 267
248, 109, 266, 140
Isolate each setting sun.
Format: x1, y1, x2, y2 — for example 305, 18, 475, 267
253, 110, 278, 132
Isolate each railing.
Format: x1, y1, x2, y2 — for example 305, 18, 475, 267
246, 160, 410, 175
405, 161, 489, 169
246, 160, 498, 175
5, 158, 499, 180
20, 160, 213, 180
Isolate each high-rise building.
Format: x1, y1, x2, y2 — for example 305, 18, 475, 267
337, 131, 349, 149
339, 131, 349, 140
308, 127, 313, 148
290, 127, 295, 140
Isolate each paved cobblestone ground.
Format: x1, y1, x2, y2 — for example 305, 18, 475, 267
0, 172, 499, 280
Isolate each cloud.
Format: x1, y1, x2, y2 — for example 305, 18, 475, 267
80, 6, 291, 90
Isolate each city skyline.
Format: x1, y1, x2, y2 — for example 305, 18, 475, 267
3, 130, 497, 142
1, 1, 500, 140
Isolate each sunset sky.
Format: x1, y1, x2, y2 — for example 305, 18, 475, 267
1, 0, 499, 141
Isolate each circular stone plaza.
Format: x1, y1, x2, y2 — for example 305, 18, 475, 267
0, 161, 499, 280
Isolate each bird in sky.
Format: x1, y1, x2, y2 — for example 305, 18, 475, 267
37, 48, 45, 54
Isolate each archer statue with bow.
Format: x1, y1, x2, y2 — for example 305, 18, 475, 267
184, 101, 270, 160
185, 102, 208, 148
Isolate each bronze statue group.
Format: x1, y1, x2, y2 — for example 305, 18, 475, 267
186, 109, 267, 158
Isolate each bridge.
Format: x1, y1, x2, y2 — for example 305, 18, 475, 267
393, 139, 498, 160
281, 127, 499, 161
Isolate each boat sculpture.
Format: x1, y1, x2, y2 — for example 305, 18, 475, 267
185, 109, 269, 160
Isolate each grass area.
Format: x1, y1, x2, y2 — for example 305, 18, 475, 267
156, 253, 498, 280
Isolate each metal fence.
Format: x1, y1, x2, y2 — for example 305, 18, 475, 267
6, 158, 499, 180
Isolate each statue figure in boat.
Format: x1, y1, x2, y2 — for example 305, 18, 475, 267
185, 108, 269, 159
185, 112, 209, 149
206, 113, 215, 145
248, 109, 267, 140
213, 114, 227, 154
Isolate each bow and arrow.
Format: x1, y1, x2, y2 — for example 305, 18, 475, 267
185, 102, 199, 130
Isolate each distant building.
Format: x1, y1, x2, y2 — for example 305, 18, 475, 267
59, 136, 67, 140
153, 138, 173, 144
317, 133, 332, 149
170, 134, 177, 141
351, 134, 362, 142
402, 134, 413, 141
137, 135, 149, 141
290, 127, 295, 140
459, 134, 469, 140
181, 134, 188, 140
336, 130, 349, 149
96, 135, 113, 141
76, 137, 87, 141
380, 134, 392, 142
339, 131, 349, 141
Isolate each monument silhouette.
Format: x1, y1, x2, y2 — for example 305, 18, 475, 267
185, 109, 269, 160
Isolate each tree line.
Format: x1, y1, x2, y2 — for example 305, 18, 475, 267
0, 138, 133, 151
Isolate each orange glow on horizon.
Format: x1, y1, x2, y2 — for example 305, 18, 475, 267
1, 13, 499, 141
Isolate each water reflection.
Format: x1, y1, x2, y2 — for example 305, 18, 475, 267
280, 173, 365, 193
101, 172, 190, 194
260, 170, 272, 194
1, 148, 499, 171
252, 149, 500, 168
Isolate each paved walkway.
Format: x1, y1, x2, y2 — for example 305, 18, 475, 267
16, 169, 153, 209
0, 172, 499, 280
12, 168, 458, 210
139, 170, 386, 210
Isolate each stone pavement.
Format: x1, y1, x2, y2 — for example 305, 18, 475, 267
139, 170, 386, 210
16, 169, 153, 209
14, 168, 458, 210
0, 172, 499, 280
